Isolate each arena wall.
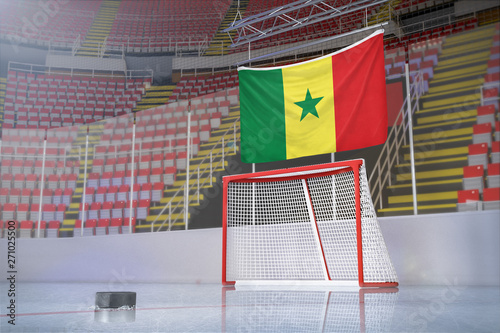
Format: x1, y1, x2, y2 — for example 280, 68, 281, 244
1, 210, 498, 286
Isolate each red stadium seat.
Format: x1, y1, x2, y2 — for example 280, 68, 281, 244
468, 143, 489, 169
483, 187, 500, 210
457, 189, 480, 212
462, 165, 484, 194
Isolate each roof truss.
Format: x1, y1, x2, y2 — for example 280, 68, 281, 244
223, 0, 389, 47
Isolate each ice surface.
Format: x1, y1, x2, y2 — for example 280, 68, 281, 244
0, 283, 498, 332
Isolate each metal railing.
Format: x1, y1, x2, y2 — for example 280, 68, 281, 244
151, 117, 239, 232
104, 35, 210, 56
369, 69, 425, 212
7, 61, 153, 82
0, 138, 82, 238
0, 143, 81, 164
115, 12, 225, 21
393, 0, 455, 16
398, 12, 476, 36
71, 34, 81, 56
93, 138, 195, 162
99, 37, 107, 58
368, 3, 395, 26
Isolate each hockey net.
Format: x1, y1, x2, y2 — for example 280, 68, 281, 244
222, 159, 398, 287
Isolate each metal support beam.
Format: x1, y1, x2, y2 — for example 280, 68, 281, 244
234, 22, 387, 67
224, 0, 388, 48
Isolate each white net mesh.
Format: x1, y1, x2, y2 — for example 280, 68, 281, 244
359, 165, 399, 283
225, 160, 398, 285
227, 180, 326, 280
308, 172, 359, 281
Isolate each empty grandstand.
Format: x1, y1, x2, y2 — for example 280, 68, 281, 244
0, 0, 499, 239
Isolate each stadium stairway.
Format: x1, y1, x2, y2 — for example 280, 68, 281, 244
139, 105, 241, 232
368, 0, 401, 26
478, 7, 500, 26
58, 96, 166, 236
0, 77, 6, 130
204, 0, 249, 56
75, 0, 120, 57
57, 90, 240, 235
378, 24, 498, 216
58, 125, 101, 236
133, 85, 175, 113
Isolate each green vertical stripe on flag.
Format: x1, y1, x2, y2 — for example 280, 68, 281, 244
239, 68, 287, 163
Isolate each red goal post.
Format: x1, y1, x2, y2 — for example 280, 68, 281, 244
222, 159, 398, 287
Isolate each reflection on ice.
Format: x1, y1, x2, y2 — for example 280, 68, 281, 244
94, 308, 136, 323
222, 286, 399, 332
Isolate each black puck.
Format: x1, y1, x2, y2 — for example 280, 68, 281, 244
95, 292, 136, 309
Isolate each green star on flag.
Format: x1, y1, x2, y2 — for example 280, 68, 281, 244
295, 89, 323, 121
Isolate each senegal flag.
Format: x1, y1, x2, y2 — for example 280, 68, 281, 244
238, 29, 388, 163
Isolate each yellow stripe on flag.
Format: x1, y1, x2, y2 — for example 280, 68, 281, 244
282, 57, 336, 160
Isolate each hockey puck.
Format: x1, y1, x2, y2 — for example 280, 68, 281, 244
95, 292, 136, 309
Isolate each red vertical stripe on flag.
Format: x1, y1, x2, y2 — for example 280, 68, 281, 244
332, 33, 388, 152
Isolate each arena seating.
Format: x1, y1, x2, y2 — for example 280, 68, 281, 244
456, 24, 500, 212
384, 17, 478, 50
3, 71, 150, 129
374, 22, 499, 216
0, 0, 100, 46
0, 220, 19, 238
1, 1, 499, 234
0, 123, 82, 233
108, 0, 229, 52
6, 85, 237, 236
169, 72, 239, 101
